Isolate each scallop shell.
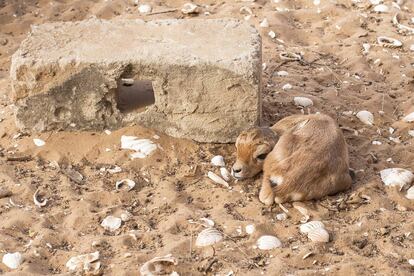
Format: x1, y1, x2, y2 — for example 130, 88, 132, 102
220, 167, 231, 182
373, 4, 389, 13
211, 155, 225, 167
66, 251, 100, 272
195, 227, 223, 247
207, 171, 230, 188
101, 216, 122, 232
2, 252, 23, 269
115, 179, 136, 191
256, 235, 282, 250
140, 254, 178, 276
406, 186, 414, 200
377, 36, 402, 48
299, 221, 325, 234
294, 97, 313, 107
402, 112, 414, 122
121, 136, 157, 159
181, 3, 199, 14
307, 228, 330, 243
259, 18, 269, 28
33, 189, 47, 208
138, 4, 152, 13
33, 138, 45, 147
380, 168, 414, 189
356, 110, 374, 125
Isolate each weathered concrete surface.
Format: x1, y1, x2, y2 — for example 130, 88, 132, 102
10, 18, 262, 143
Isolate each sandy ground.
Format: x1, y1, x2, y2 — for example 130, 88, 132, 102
1, 0, 414, 275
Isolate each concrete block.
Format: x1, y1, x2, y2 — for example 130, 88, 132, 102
10, 18, 262, 142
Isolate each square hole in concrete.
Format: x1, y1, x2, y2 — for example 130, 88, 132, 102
115, 78, 155, 113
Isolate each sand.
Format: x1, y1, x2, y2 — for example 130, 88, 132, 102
0, 0, 414, 275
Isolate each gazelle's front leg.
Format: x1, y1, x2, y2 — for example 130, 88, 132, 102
259, 173, 274, 206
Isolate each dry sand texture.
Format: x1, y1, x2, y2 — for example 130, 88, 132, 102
1, 0, 414, 275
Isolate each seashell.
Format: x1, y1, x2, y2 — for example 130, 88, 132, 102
307, 227, 330, 243
408, 130, 414, 137
279, 52, 302, 61
120, 211, 133, 222
181, 3, 199, 14
377, 36, 402, 48
268, 31, 276, 38
256, 235, 282, 250
402, 112, 414, 122
409, 259, 414, 266
294, 97, 313, 107
373, 4, 389, 13
389, 136, 401, 144
33, 188, 47, 208
299, 221, 325, 234
207, 171, 230, 188
372, 141, 382, 145
276, 213, 287, 221
362, 43, 370, 54
369, 0, 382, 5
196, 227, 223, 247
66, 251, 100, 272
104, 129, 111, 135
245, 224, 255, 234
121, 136, 157, 159
115, 179, 136, 191
406, 186, 414, 200
211, 155, 225, 167
380, 168, 414, 189
356, 110, 374, 125
140, 254, 178, 276
2, 252, 23, 269
138, 4, 152, 14
220, 167, 231, 182
108, 166, 122, 174
101, 216, 122, 232
33, 138, 45, 147
282, 83, 292, 90
259, 18, 269, 28
392, 14, 414, 35
276, 71, 289, 76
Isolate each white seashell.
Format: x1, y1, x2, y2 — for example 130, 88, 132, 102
196, 227, 223, 247
307, 227, 330, 243
108, 166, 122, 174
104, 130, 111, 135
409, 259, 414, 266
115, 179, 136, 191
33, 138, 45, 147
406, 186, 414, 200
372, 141, 382, 145
2, 252, 23, 269
294, 97, 313, 107
138, 4, 152, 13
101, 216, 122, 232
276, 213, 287, 221
280, 52, 302, 61
259, 18, 269, 28
207, 171, 229, 188
120, 211, 133, 222
66, 251, 100, 272
411, 45, 414, 52
380, 168, 414, 189
220, 167, 231, 182
211, 155, 225, 167
268, 31, 276, 38
392, 14, 414, 35
299, 221, 325, 234
369, 0, 382, 5
282, 83, 292, 90
33, 189, 47, 208
389, 136, 401, 144
374, 4, 389, 13
356, 110, 374, 125
408, 130, 414, 137
402, 112, 414, 122
389, 127, 395, 134
262, 63, 267, 71
121, 136, 157, 159
256, 235, 282, 250
245, 224, 255, 234
362, 43, 370, 54
140, 254, 178, 276
181, 3, 199, 14
313, 0, 320, 6
377, 36, 402, 48
276, 71, 289, 76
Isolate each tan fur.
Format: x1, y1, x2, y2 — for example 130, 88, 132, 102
233, 114, 352, 205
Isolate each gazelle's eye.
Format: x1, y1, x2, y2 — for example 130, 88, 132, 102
256, 153, 267, 160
